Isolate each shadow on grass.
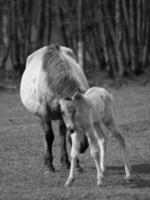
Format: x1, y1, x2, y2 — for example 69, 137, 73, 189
107, 163, 150, 188
132, 177, 150, 188
106, 163, 150, 174
132, 163, 150, 188
132, 163, 150, 174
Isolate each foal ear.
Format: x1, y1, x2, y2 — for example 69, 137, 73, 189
73, 91, 83, 101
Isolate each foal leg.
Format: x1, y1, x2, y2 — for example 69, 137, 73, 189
40, 117, 55, 172
65, 132, 80, 186
107, 121, 131, 180
94, 122, 107, 174
86, 128, 103, 186
59, 119, 70, 170
67, 133, 83, 173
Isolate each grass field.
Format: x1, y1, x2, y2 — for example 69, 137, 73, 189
0, 82, 150, 200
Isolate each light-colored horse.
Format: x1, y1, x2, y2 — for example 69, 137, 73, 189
20, 44, 89, 172
59, 87, 131, 186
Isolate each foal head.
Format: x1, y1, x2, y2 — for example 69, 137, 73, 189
59, 97, 76, 133
59, 92, 90, 153
59, 92, 91, 133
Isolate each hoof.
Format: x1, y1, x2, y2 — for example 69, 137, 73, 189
65, 177, 74, 187
97, 179, 103, 186
101, 166, 105, 174
125, 169, 131, 181
125, 165, 131, 180
61, 162, 71, 172
44, 169, 50, 176
44, 166, 55, 176
66, 161, 71, 169
76, 166, 83, 174
61, 160, 71, 170
97, 174, 103, 186
49, 165, 55, 172
45, 163, 55, 172
125, 173, 131, 182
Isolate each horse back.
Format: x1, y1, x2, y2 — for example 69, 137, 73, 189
84, 87, 113, 122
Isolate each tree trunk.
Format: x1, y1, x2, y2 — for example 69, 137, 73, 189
115, 0, 124, 76
98, 0, 110, 71
129, 0, 136, 71
78, 0, 83, 69
1, 7, 9, 69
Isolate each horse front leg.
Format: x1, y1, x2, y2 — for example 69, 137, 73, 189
40, 117, 55, 172
59, 119, 70, 170
65, 132, 80, 186
67, 132, 83, 173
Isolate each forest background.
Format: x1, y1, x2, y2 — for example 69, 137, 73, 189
0, 0, 150, 83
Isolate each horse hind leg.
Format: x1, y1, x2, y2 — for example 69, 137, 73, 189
40, 117, 55, 172
94, 122, 107, 174
106, 120, 131, 180
86, 128, 103, 186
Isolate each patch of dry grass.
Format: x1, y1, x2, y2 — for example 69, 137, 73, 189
0, 84, 150, 200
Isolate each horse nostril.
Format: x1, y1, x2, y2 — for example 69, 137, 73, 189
70, 128, 75, 134
67, 127, 75, 134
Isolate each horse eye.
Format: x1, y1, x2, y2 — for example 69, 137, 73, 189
72, 109, 76, 116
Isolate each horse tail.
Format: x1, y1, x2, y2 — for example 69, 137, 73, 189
106, 91, 113, 104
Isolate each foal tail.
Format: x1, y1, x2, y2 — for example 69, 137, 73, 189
103, 90, 113, 107
103, 90, 115, 125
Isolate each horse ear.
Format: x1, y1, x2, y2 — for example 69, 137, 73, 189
73, 91, 83, 101
55, 45, 59, 51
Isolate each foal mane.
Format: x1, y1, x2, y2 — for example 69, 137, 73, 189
42, 45, 88, 97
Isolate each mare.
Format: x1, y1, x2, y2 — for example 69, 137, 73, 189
59, 87, 131, 186
20, 44, 89, 172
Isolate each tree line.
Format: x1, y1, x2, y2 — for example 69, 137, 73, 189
0, 0, 150, 78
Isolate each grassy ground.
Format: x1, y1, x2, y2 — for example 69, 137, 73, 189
0, 82, 150, 200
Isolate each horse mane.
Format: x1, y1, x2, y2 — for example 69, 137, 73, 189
42, 44, 88, 97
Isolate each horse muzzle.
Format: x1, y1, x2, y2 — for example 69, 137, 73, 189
67, 127, 76, 134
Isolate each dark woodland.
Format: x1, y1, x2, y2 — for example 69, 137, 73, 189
0, 0, 150, 79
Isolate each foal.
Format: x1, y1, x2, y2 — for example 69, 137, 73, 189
59, 87, 131, 186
